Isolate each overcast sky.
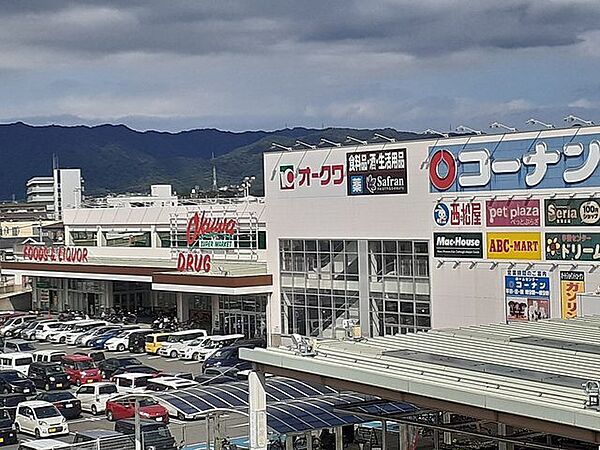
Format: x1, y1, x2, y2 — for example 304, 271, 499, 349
1, 0, 600, 132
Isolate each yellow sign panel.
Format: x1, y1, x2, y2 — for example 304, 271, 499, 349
486, 232, 542, 260
560, 272, 585, 319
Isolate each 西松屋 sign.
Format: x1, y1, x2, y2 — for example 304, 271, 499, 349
23, 245, 89, 263
347, 149, 407, 196
505, 269, 550, 322
428, 133, 600, 192
433, 232, 483, 258
546, 232, 600, 261
485, 199, 540, 227
560, 271, 585, 319
545, 198, 600, 226
486, 232, 542, 260
433, 201, 482, 227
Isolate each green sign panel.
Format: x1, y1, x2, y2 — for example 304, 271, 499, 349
545, 198, 600, 226
546, 232, 600, 261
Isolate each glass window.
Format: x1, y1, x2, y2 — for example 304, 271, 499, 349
71, 231, 97, 246
104, 231, 151, 247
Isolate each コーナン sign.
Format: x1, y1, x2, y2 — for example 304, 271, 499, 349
486, 232, 542, 260
23, 245, 88, 263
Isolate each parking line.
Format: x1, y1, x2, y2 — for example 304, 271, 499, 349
147, 356, 161, 360
184, 361, 201, 365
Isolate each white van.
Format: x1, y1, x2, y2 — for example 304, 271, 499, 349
157, 329, 208, 358
0, 352, 34, 374
32, 350, 67, 364
179, 334, 243, 361
113, 374, 154, 394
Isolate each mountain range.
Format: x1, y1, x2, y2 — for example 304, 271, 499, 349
0, 122, 424, 199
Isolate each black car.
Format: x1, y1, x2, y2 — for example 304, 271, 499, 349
0, 393, 26, 420
0, 370, 35, 395
110, 365, 161, 379
0, 409, 17, 446
115, 419, 177, 450
35, 391, 82, 420
98, 357, 142, 379
128, 330, 155, 353
28, 362, 70, 390
202, 339, 266, 375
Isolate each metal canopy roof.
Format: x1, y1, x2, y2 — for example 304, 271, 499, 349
241, 316, 600, 442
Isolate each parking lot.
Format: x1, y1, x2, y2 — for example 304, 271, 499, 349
3, 339, 250, 450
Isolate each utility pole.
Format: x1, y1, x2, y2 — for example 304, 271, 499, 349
212, 153, 218, 192
135, 398, 142, 450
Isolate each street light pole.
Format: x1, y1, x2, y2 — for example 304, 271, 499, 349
135, 398, 142, 450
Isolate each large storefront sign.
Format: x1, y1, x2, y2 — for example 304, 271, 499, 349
428, 133, 600, 192
505, 269, 550, 322
560, 271, 585, 319
433, 201, 482, 227
546, 232, 600, 261
176, 251, 212, 273
545, 198, 600, 226
485, 199, 540, 227
347, 149, 407, 195
486, 232, 542, 260
279, 163, 344, 190
433, 232, 483, 258
23, 245, 88, 263
185, 211, 237, 248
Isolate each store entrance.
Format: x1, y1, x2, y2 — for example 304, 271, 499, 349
220, 311, 266, 338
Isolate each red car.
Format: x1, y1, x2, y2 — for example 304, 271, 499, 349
62, 355, 103, 386
106, 395, 169, 423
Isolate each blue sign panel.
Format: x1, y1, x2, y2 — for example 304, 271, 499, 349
428, 132, 600, 192
504, 272, 550, 298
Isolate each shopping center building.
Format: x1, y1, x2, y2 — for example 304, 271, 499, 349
5, 125, 600, 341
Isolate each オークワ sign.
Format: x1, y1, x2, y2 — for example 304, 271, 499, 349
279, 164, 344, 190
347, 149, 407, 195
486, 199, 540, 227
486, 232, 542, 260
433, 201, 482, 227
23, 245, 88, 263
545, 198, 600, 226
428, 132, 600, 192
433, 232, 483, 258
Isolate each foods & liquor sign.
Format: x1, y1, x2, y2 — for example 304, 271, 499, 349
347, 149, 407, 196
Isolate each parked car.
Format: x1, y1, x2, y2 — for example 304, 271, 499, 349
144, 376, 199, 392
72, 430, 134, 450
179, 334, 244, 361
97, 357, 142, 379
77, 325, 121, 347
202, 339, 266, 375
34, 391, 81, 420
35, 323, 62, 341
88, 329, 126, 349
17, 438, 70, 450
106, 395, 169, 423
3, 339, 36, 354
74, 382, 118, 415
61, 355, 102, 386
0, 316, 36, 337
0, 409, 17, 445
0, 393, 27, 419
15, 321, 39, 339
64, 321, 106, 345
28, 363, 70, 391
113, 374, 155, 394
104, 329, 146, 352
14, 400, 69, 438
115, 419, 176, 450
22, 321, 56, 341
110, 365, 160, 379
0, 369, 36, 395
74, 350, 105, 362
128, 330, 155, 353
157, 330, 208, 358
145, 333, 172, 355
32, 350, 66, 364
46, 320, 86, 344
0, 352, 33, 375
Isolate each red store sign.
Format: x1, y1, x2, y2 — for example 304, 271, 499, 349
23, 245, 89, 263
486, 199, 540, 227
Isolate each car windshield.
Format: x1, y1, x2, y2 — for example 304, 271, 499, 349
211, 348, 236, 360
46, 392, 75, 402
75, 361, 95, 370
16, 357, 33, 366
18, 343, 35, 352
45, 365, 65, 374
119, 358, 139, 366
116, 331, 128, 338
0, 371, 26, 381
99, 385, 117, 395
139, 398, 158, 407
50, 355, 65, 362
187, 338, 206, 347
34, 405, 60, 419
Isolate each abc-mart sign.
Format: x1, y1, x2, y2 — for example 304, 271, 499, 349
429, 132, 600, 193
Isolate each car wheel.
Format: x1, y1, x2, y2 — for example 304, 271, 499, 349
193, 353, 199, 361
107, 410, 114, 421
45, 383, 50, 391
117, 344, 125, 352
91, 405, 98, 415
60, 337, 66, 344
170, 350, 178, 359
177, 412, 185, 421
34, 429, 41, 439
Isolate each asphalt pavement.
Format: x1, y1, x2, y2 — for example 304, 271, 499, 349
3, 340, 250, 450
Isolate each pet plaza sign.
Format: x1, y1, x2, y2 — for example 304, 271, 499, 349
176, 211, 237, 273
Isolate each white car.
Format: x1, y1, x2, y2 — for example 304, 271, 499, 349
32, 350, 67, 364
0, 315, 36, 337
75, 382, 118, 415
22, 321, 55, 341
78, 326, 121, 347
113, 373, 154, 394
104, 329, 145, 352
47, 320, 84, 343
14, 401, 69, 438
64, 321, 107, 345
157, 329, 208, 358
179, 334, 243, 361
35, 323, 63, 341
